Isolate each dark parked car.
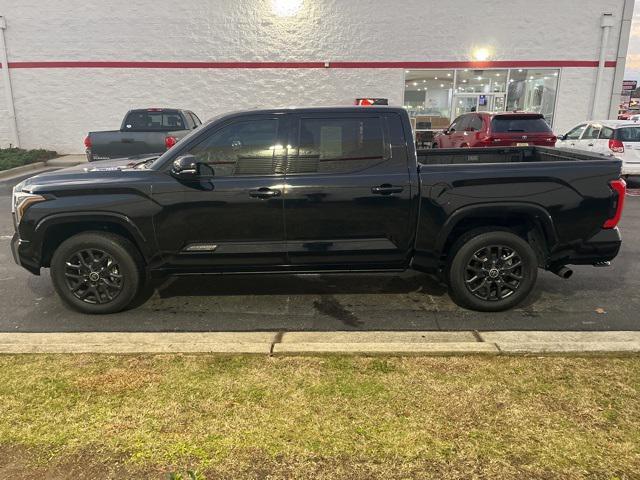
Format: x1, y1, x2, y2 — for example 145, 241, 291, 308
433, 112, 557, 148
12, 107, 624, 314
84, 108, 201, 161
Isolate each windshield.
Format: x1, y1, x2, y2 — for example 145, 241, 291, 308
148, 113, 227, 170
615, 127, 640, 142
490, 116, 552, 133
123, 111, 185, 132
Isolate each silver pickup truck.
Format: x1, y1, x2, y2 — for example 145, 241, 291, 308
84, 108, 202, 161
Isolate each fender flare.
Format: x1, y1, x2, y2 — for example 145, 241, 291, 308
34, 212, 152, 262
434, 202, 558, 255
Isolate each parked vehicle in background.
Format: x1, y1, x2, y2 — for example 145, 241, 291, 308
432, 112, 557, 148
12, 107, 623, 315
556, 120, 640, 178
84, 108, 202, 161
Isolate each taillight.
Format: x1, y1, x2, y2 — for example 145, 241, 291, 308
603, 178, 626, 229
609, 139, 625, 153
165, 136, 177, 149
83, 135, 92, 149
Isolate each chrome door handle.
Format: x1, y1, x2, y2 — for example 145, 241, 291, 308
371, 184, 404, 195
249, 187, 281, 199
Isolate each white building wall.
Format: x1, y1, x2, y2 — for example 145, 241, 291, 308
0, 71, 8, 147
0, 0, 630, 152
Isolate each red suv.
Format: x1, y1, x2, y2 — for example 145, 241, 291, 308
433, 112, 557, 148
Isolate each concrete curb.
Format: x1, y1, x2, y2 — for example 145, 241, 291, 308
0, 331, 639, 355
0, 161, 46, 180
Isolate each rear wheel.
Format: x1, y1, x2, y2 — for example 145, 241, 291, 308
447, 230, 538, 312
50, 232, 143, 314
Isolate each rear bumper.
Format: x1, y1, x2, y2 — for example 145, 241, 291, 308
11, 232, 41, 275
549, 228, 621, 267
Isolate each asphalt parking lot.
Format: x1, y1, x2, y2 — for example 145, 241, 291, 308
1, 172, 639, 333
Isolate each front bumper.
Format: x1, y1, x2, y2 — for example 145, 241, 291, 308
11, 232, 40, 275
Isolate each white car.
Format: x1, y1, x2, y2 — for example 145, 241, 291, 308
556, 120, 640, 177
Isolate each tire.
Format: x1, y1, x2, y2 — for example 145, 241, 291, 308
50, 231, 143, 314
431, 143, 438, 149
447, 230, 538, 312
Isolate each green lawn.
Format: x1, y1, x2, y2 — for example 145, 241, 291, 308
0, 148, 57, 171
0, 354, 638, 479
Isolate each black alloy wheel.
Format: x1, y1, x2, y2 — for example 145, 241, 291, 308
463, 245, 524, 301
448, 230, 538, 312
50, 232, 142, 314
64, 248, 124, 304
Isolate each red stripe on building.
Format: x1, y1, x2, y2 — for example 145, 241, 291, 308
0, 60, 618, 69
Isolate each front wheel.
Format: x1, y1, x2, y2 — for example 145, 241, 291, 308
447, 231, 538, 312
50, 232, 143, 314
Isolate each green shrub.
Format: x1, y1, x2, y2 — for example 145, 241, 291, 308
0, 147, 58, 171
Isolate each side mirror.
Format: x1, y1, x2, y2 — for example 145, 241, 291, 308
171, 154, 201, 178
558, 134, 567, 141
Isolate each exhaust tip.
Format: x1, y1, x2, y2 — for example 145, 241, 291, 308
553, 266, 573, 279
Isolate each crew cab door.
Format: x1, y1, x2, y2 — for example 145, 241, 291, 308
283, 112, 414, 269
153, 114, 288, 270
581, 123, 602, 152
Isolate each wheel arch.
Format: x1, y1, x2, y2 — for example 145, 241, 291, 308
436, 203, 558, 267
36, 213, 150, 268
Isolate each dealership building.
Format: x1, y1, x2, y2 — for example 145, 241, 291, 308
0, 0, 635, 153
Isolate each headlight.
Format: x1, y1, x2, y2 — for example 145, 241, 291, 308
12, 185, 46, 224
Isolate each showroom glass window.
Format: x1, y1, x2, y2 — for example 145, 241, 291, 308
507, 69, 560, 125
403, 70, 455, 129
404, 68, 561, 129
290, 117, 385, 174
187, 119, 279, 176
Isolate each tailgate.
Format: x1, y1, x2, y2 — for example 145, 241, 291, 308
90, 131, 167, 159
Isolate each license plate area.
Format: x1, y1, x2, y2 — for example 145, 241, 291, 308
516, 142, 529, 147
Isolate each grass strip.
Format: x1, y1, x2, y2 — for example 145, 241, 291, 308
0, 354, 638, 479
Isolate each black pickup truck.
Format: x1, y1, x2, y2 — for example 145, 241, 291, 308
11, 107, 625, 314
84, 108, 201, 161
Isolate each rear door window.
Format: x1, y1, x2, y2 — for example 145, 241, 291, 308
290, 116, 385, 174
615, 127, 640, 142
599, 127, 614, 139
490, 116, 552, 133
583, 124, 602, 140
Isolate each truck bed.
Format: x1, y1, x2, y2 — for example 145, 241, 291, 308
413, 146, 622, 272
417, 145, 611, 165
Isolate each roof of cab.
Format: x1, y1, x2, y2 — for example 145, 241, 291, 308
226, 106, 405, 115
200, 106, 407, 126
